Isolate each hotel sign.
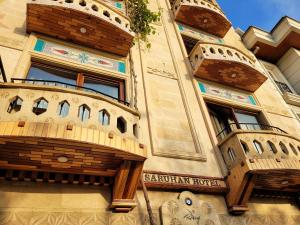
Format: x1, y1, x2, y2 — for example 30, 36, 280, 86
143, 171, 227, 193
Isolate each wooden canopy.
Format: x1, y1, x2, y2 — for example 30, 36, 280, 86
0, 121, 146, 212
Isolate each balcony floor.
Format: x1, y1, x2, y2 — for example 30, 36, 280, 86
27, 3, 134, 56
175, 5, 231, 38
194, 59, 267, 92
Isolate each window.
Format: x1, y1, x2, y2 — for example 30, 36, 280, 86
253, 140, 263, 154
228, 148, 236, 162
27, 62, 77, 87
117, 117, 126, 133
267, 141, 277, 154
84, 77, 121, 100
27, 62, 125, 101
133, 124, 138, 138
235, 112, 261, 130
78, 104, 90, 122
279, 142, 289, 155
289, 144, 298, 155
33, 98, 48, 115
57, 100, 70, 117
99, 109, 110, 126
7, 96, 23, 113
240, 141, 249, 154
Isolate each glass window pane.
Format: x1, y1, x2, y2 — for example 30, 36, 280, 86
235, 112, 260, 130
27, 64, 77, 86
84, 78, 119, 99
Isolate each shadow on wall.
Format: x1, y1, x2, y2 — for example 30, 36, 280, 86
0, 180, 111, 210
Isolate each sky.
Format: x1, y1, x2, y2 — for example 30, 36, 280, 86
217, 0, 300, 32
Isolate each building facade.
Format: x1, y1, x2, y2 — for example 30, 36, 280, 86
0, 0, 299, 224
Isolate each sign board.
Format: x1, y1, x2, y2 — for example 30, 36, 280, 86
143, 171, 227, 194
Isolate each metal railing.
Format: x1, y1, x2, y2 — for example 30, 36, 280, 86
216, 122, 287, 140
275, 81, 293, 94
11, 78, 130, 106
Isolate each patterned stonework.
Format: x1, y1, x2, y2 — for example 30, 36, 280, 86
34, 39, 126, 74
178, 23, 224, 44
198, 82, 257, 105
161, 191, 222, 225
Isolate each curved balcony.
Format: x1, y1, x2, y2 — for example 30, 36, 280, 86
218, 123, 300, 214
27, 0, 134, 56
190, 43, 268, 92
173, 0, 231, 37
0, 82, 145, 212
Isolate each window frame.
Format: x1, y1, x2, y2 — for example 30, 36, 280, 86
27, 61, 126, 102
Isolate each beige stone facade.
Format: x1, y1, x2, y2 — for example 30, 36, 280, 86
0, 0, 299, 224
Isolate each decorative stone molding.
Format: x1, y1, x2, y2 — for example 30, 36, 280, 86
282, 92, 300, 107
161, 191, 222, 225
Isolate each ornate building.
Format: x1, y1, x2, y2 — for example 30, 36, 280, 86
0, 0, 299, 224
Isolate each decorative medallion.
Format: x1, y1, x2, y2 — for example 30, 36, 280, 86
161, 191, 222, 225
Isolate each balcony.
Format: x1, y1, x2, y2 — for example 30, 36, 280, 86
218, 123, 300, 214
173, 0, 231, 37
190, 43, 267, 92
27, 0, 134, 56
242, 16, 300, 63
0, 82, 146, 212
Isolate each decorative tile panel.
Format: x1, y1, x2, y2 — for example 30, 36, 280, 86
102, 0, 125, 13
198, 82, 257, 105
178, 23, 224, 44
34, 39, 126, 74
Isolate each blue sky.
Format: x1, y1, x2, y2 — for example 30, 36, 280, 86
217, 0, 300, 31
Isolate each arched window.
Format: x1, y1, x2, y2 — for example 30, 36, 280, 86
7, 96, 23, 113
99, 109, 110, 126
253, 140, 263, 154
57, 100, 70, 117
117, 117, 126, 133
289, 144, 298, 155
33, 98, 48, 115
267, 141, 277, 154
78, 104, 90, 122
279, 142, 289, 155
240, 140, 249, 154
228, 148, 236, 162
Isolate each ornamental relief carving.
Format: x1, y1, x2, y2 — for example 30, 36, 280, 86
147, 66, 177, 79
161, 191, 222, 225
